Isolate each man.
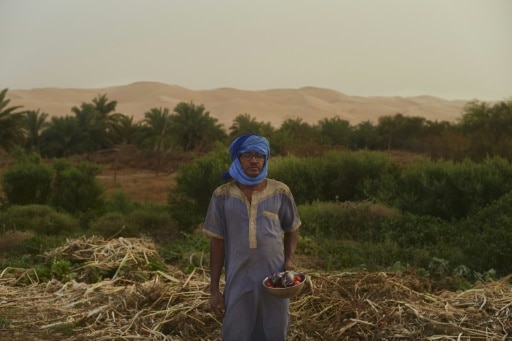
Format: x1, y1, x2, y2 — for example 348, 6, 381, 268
203, 134, 301, 341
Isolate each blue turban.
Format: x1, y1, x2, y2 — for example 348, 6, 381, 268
223, 134, 270, 186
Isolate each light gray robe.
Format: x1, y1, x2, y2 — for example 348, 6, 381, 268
203, 179, 301, 341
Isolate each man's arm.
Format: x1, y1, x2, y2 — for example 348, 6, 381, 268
284, 230, 299, 270
209, 237, 225, 318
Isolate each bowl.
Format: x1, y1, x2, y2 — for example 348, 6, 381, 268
262, 272, 306, 298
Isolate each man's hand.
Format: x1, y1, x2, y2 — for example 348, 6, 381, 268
284, 259, 296, 271
210, 290, 225, 319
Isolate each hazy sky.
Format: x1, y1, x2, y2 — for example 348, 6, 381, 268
1, 0, 511, 100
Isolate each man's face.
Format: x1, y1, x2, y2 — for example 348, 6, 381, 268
239, 151, 265, 177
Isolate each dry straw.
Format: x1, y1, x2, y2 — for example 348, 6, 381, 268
1, 236, 511, 340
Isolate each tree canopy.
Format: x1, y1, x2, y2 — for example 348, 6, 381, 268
1, 88, 511, 162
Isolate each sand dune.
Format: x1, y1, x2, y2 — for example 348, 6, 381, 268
8, 81, 468, 128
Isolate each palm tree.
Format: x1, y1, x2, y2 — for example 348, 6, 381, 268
70, 94, 121, 155
40, 116, 82, 157
140, 107, 174, 172
24, 109, 50, 152
171, 101, 226, 152
377, 114, 427, 152
459, 100, 512, 160
377, 115, 400, 150
351, 120, 380, 150
275, 117, 319, 156
72, 103, 105, 155
317, 116, 351, 146
141, 107, 173, 147
92, 93, 118, 118
279, 117, 315, 138
229, 113, 274, 137
92, 93, 125, 142
0, 88, 26, 152
110, 114, 140, 145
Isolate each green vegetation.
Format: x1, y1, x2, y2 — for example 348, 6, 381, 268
1, 88, 512, 290
166, 150, 512, 284
1, 156, 53, 205
0, 204, 79, 236
1, 88, 512, 161
167, 142, 230, 230
1, 154, 105, 216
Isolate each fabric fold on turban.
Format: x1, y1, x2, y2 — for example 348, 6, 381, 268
222, 134, 270, 186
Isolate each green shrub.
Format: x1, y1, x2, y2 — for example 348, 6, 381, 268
297, 200, 398, 240
168, 142, 230, 230
50, 258, 75, 281
104, 190, 136, 214
159, 231, 209, 268
356, 239, 406, 270
3, 234, 68, 258
368, 212, 466, 272
321, 150, 399, 202
373, 156, 512, 220
450, 157, 512, 216
0, 204, 79, 235
0, 230, 35, 255
126, 206, 179, 242
315, 239, 369, 271
90, 205, 179, 241
0, 154, 107, 217
296, 235, 320, 257
89, 212, 132, 238
375, 213, 455, 247
268, 155, 325, 204
298, 208, 469, 274
51, 159, 105, 214
458, 191, 512, 276
370, 157, 452, 218
31, 259, 76, 283
1, 162, 53, 205
269, 151, 400, 205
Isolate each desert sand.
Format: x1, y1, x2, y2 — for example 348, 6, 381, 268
7, 81, 469, 128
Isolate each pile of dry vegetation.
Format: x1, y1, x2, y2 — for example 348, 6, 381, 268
1, 236, 511, 340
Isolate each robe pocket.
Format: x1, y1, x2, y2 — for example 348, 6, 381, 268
262, 210, 279, 221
